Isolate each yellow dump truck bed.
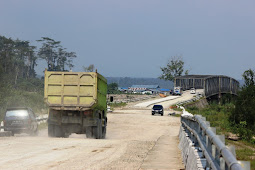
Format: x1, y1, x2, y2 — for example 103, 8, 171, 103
44, 70, 107, 111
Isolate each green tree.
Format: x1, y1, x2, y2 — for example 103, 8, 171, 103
159, 56, 188, 81
107, 83, 119, 94
242, 69, 255, 87
83, 64, 95, 72
0, 35, 37, 83
37, 37, 76, 71
230, 68, 255, 140
37, 37, 60, 70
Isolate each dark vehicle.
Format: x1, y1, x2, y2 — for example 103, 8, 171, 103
4, 107, 38, 136
152, 105, 164, 116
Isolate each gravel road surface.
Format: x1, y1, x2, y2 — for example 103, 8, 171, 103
0, 109, 184, 170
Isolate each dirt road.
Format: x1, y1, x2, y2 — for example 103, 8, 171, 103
133, 89, 204, 110
0, 109, 184, 170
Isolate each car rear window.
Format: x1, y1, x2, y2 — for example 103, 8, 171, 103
5, 110, 29, 117
153, 105, 163, 109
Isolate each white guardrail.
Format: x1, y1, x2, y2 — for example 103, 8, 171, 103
179, 107, 250, 170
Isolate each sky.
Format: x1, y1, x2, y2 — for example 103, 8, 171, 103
0, 0, 255, 80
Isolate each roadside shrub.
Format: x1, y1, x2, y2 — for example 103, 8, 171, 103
232, 121, 253, 141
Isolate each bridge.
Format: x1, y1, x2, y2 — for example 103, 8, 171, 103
174, 75, 240, 98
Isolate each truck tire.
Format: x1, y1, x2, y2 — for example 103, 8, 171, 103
54, 125, 64, 137
63, 133, 70, 138
48, 124, 55, 137
102, 118, 107, 139
102, 126, 106, 139
86, 127, 93, 138
92, 119, 102, 139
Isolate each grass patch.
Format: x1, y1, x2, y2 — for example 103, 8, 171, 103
171, 113, 181, 117
109, 102, 127, 108
236, 148, 254, 160
228, 140, 255, 168
170, 105, 182, 112
186, 104, 233, 135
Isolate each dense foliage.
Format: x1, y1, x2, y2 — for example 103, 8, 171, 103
187, 103, 234, 135
0, 36, 37, 84
107, 83, 119, 94
230, 69, 255, 140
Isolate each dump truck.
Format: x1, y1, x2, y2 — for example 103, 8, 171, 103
44, 69, 108, 139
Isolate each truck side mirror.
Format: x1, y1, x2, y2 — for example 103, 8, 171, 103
110, 96, 113, 102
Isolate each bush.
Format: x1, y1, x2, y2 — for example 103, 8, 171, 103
186, 104, 233, 134
229, 69, 255, 137
232, 121, 253, 141
109, 102, 127, 108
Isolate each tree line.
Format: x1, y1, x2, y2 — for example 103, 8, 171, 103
0, 35, 76, 85
230, 69, 255, 140
0, 36, 37, 84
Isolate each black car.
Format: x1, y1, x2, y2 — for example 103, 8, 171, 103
4, 107, 38, 136
152, 105, 164, 116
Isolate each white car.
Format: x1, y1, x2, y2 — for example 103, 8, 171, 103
190, 88, 196, 94
142, 91, 152, 95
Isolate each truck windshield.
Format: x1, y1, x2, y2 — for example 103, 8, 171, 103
6, 110, 29, 117
153, 105, 163, 109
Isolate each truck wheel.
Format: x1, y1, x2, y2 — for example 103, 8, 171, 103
102, 126, 106, 139
48, 124, 55, 137
86, 127, 93, 138
92, 119, 102, 139
54, 125, 64, 137
63, 133, 70, 138
101, 118, 107, 139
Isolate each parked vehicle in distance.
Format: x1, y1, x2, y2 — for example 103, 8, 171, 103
190, 88, 196, 94
173, 86, 182, 95
170, 89, 173, 95
142, 91, 152, 95
4, 107, 38, 136
152, 105, 164, 116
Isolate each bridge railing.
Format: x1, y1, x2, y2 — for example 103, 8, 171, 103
179, 114, 250, 170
